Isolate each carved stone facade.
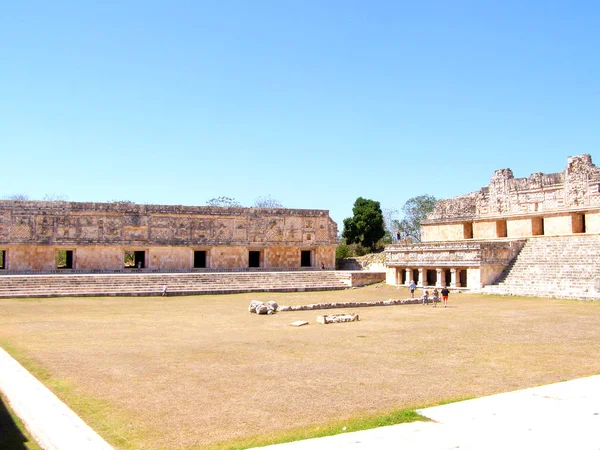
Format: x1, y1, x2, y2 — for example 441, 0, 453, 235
422, 154, 600, 241
0, 201, 338, 272
385, 155, 600, 290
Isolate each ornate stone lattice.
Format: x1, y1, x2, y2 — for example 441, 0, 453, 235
0, 202, 338, 247
428, 154, 600, 222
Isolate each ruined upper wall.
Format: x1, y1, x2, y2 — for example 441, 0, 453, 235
0, 201, 338, 246
426, 154, 600, 222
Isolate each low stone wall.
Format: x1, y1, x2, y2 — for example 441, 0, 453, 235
279, 297, 425, 311
346, 271, 386, 286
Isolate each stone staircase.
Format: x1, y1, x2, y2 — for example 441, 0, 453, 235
0, 271, 384, 299
481, 235, 600, 300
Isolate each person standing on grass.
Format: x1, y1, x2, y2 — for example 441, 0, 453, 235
432, 287, 439, 306
162, 284, 167, 297
409, 280, 416, 298
423, 288, 429, 305
441, 286, 450, 307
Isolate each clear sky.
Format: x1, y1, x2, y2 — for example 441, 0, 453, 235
1, 1, 599, 227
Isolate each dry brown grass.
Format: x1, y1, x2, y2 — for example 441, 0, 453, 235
1, 285, 600, 449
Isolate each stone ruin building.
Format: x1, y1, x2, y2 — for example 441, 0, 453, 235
385, 154, 600, 299
0, 201, 338, 273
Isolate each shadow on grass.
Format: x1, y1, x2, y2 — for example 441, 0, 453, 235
0, 394, 38, 449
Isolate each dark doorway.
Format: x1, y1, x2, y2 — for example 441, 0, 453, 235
249, 251, 261, 268
0, 250, 5, 269
400, 268, 407, 284
125, 251, 145, 268
444, 269, 451, 286
426, 269, 437, 286
412, 269, 419, 285
301, 250, 312, 267
459, 270, 467, 288
57, 250, 73, 269
134, 251, 145, 269
194, 251, 207, 268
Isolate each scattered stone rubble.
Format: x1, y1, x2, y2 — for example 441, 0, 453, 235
248, 300, 279, 315
317, 313, 359, 324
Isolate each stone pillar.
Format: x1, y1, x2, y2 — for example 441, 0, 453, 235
405, 268, 411, 286
417, 268, 425, 287
450, 268, 457, 288
436, 268, 444, 287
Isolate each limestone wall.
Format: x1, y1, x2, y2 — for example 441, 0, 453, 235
0, 201, 338, 272
1, 244, 336, 272
421, 223, 466, 241
423, 154, 600, 242
586, 212, 600, 233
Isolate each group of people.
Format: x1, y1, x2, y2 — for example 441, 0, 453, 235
409, 280, 450, 307
395, 229, 410, 244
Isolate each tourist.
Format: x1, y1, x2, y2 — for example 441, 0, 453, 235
162, 284, 167, 297
423, 288, 429, 305
409, 280, 416, 298
441, 286, 450, 307
432, 288, 439, 306
320, 261, 325, 270
396, 230, 401, 243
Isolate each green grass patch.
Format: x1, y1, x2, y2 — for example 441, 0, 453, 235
208, 408, 428, 450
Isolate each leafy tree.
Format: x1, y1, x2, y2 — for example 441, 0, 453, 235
399, 194, 437, 243
342, 197, 386, 251
254, 195, 283, 208
207, 196, 242, 207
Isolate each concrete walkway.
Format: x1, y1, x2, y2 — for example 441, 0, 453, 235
257, 375, 600, 449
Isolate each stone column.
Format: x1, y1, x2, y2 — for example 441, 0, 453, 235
450, 268, 457, 288
436, 268, 444, 287
405, 268, 411, 286
417, 268, 425, 287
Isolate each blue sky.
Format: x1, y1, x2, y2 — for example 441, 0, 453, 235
1, 1, 599, 227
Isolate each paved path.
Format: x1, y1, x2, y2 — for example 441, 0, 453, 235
257, 375, 600, 449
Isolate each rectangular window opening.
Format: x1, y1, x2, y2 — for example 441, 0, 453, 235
0, 250, 6, 270
194, 250, 207, 268
301, 250, 312, 267
56, 250, 73, 269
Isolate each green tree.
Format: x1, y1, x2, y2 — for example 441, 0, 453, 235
342, 197, 385, 251
399, 194, 437, 243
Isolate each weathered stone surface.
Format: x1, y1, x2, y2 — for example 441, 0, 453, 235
278, 298, 424, 311
425, 154, 600, 223
0, 201, 338, 272
249, 300, 279, 314
290, 320, 309, 327
317, 313, 359, 324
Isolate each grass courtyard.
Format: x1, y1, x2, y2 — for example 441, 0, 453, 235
1, 284, 600, 449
